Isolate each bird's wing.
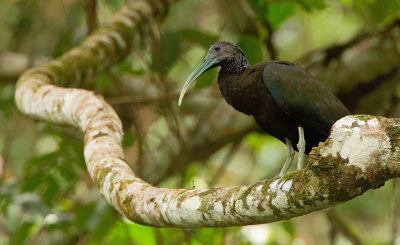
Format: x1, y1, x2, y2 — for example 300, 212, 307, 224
263, 61, 350, 135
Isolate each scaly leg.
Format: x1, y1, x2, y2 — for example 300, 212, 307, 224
249, 138, 295, 187
279, 138, 295, 177
297, 126, 306, 170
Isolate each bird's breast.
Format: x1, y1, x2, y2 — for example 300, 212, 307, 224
217, 73, 262, 115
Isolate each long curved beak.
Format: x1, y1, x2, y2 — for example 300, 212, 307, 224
178, 54, 219, 106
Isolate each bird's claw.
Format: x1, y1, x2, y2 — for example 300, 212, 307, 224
248, 178, 272, 188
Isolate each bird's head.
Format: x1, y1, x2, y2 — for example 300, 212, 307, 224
178, 41, 248, 106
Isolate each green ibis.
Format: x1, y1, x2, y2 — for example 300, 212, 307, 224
178, 41, 350, 178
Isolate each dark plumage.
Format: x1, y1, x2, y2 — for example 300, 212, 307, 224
179, 41, 351, 177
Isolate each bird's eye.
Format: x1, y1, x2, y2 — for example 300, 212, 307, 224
214, 46, 220, 51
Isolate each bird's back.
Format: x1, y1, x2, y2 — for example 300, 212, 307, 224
262, 61, 351, 138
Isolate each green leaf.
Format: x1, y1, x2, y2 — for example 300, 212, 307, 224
21, 152, 58, 192
267, 2, 296, 29
9, 221, 35, 245
193, 228, 225, 245
100, 0, 124, 11
58, 158, 78, 180
247, 0, 300, 25
163, 31, 181, 69
75, 203, 97, 229
340, 0, 352, 6
58, 198, 74, 212
245, 132, 278, 152
152, 30, 181, 73
95, 221, 130, 244
128, 222, 157, 245
122, 130, 136, 147
246, 0, 268, 20
158, 228, 186, 244
0, 83, 15, 102
96, 72, 113, 94
282, 220, 296, 238
90, 206, 116, 242
52, 32, 74, 58
42, 176, 60, 205
179, 28, 218, 49
354, 0, 399, 25
238, 35, 263, 65
117, 60, 145, 76
295, 0, 326, 11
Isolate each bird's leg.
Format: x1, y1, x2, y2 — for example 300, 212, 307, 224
297, 126, 306, 170
248, 138, 295, 188
279, 138, 295, 177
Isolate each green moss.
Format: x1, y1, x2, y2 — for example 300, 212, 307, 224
176, 192, 191, 209
198, 188, 218, 198
57, 102, 62, 113
280, 172, 298, 181
42, 89, 50, 97
32, 83, 41, 94
106, 123, 115, 131
353, 114, 373, 122
379, 117, 400, 152
199, 195, 215, 216
94, 165, 112, 188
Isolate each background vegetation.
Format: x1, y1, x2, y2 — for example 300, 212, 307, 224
0, 0, 399, 244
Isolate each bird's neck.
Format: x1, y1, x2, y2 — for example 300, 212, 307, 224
220, 53, 249, 75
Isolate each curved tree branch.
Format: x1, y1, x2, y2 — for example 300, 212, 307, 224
15, 79, 400, 227
15, 1, 400, 228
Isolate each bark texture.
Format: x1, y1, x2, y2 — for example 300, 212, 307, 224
14, 1, 400, 227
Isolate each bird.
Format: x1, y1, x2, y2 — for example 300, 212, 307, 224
178, 41, 350, 179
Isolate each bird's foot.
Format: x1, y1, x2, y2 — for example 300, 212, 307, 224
279, 138, 295, 176
248, 178, 272, 188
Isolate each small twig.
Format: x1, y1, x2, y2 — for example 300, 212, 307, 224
130, 108, 146, 176
329, 224, 338, 245
153, 229, 164, 245
183, 229, 192, 244
326, 208, 364, 245
108, 93, 180, 105
151, 22, 165, 78
300, 18, 400, 68
163, 109, 187, 189
391, 179, 400, 245
217, 1, 234, 39
262, 19, 277, 60
124, 221, 137, 245
85, 0, 98, 34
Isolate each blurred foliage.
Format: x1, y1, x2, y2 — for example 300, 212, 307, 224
0, 0, 399, 244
